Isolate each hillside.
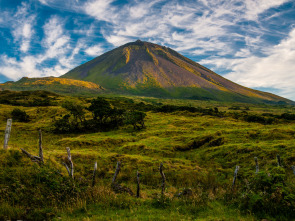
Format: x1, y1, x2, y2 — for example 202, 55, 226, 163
0, 93, 295, 220
63, 40, 292, 104
0, 77, 104, 95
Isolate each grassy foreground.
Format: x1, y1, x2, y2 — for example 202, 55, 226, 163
0, 91, 295, 220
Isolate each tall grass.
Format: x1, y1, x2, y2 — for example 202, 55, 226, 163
0, 93, 295, 220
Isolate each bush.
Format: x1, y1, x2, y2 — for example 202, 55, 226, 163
280, 113, 295, 120
52, 114, 72, 133
11, 108, 30, 122
124, 111, 146, 130
238, 167, 295, 219
244, 114, 275, 125
0, 163, 85, 220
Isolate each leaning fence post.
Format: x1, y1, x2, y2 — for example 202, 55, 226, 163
20, 129, 44, 165
3, 119, 12, 150
254, 157, 259, 174
21, 148, 42, 163
277, 154, 282, 167
92, 161, 97, 187
38, 128, 44, 163
62, 162, 71, 176
159, 163, 166, 196
136, 170, 140, 198
232, 165, 240, 190
292, 166, 295, 176
112, 161, 121, 184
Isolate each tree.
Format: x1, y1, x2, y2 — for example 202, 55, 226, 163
87, 97, 112, 124
125, 111, 146, 130
62, 100, 86, 124
53, 114, 72, 133
108, 107, 125, 128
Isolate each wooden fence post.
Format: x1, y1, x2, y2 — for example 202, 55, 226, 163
254, 157, 259, 174
92, 161, 97, 187
67, 147, 74, 179
159, 163, 166, 196
63, 147, 74, 178
136, 170, 140, 198
38, 128, 44, 163
292, 166, 295, 176
277, 154, 282, 167
21, 148, 42, 164
232, 165, 240, 190
112, 161, 121, 184
110, 162, 134, 196
3, 119, 12, 150
20, 129, 44, 164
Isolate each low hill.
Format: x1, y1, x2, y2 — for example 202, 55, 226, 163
0, 77, 104, 95
63, 40, 292, 104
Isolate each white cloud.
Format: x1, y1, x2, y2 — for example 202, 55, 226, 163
104, 35, 133, 47
43, 16, 67, 47
243, 0, 290, 20
38, 0, 48, 5
11, 3, 36, 53
85, 44, 104, 56
201, 28, 295, 100
84, 0, 115, 22
81, 0, 292, 57
0, 16, 82, 81
128, 0, 163, 19
34, 0, 292, 58
39, 16, 72, 62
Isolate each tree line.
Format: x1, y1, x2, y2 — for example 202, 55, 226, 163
53, 97, 146, 133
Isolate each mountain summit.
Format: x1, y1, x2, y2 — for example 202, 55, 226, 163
62, 40, 289, 103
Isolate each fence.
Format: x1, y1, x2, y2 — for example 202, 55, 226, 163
2, 120, 295, 197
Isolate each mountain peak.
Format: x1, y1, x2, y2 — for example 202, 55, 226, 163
62, 41, 292, 104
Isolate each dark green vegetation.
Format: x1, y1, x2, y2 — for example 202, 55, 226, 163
11, 108, 30, 122
63, 40, 292, 104
53, 96, 146, 133
0, 90, 295, 220
0, 90, 58, 106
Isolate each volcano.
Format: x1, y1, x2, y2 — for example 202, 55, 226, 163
61, 40, 290, 103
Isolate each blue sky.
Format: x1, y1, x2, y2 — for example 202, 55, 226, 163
0, 0, 295, 100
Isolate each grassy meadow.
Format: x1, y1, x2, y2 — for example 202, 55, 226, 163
0, 91, 295, 220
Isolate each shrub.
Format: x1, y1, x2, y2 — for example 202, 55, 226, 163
244, 114, 275, 125
124, 111, 146, 130
238, 167, 295, 219
11, 108, 30, 122
280, 113, 295, 120
0, 163, 85, 220
52, 114, 73, 133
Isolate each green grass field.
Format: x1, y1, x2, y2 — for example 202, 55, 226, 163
0, 91, 295, 220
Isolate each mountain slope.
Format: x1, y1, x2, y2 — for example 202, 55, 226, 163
62, 40, 291, 104
0, 77, 104, 95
